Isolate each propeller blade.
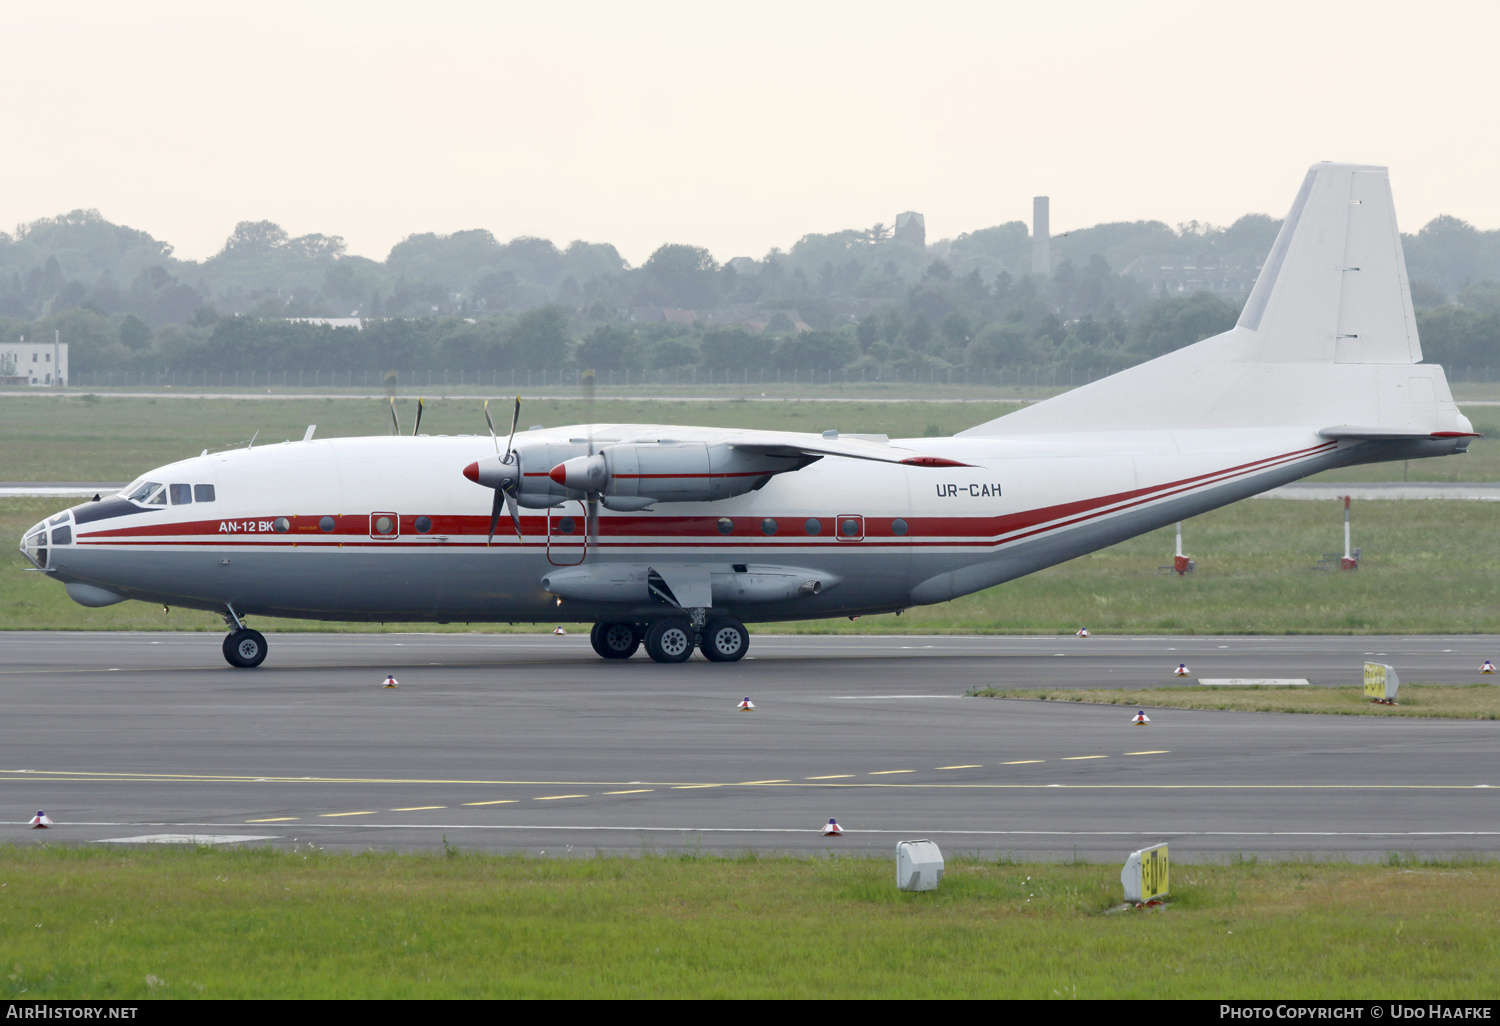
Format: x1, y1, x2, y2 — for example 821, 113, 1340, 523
388, 397, 400, 435
582, 369, 595, 456
412, 397, 424, 436
484, 400, 498, 453
506, 489, 522, 540
487, 487, 505, 546
505, 396, 520, 455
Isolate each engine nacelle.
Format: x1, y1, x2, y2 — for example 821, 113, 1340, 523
548, 442, 807, 506
464, 441, 595, 508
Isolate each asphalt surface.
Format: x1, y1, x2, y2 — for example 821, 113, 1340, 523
1, 631, 1496, 860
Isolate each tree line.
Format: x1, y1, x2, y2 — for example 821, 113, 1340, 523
2, 206, 1498, 381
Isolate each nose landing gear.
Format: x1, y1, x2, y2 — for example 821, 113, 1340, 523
223, 629, 268, 668
220, 602, 267, 668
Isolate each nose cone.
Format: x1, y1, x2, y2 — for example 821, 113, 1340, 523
463, 461, 480, 483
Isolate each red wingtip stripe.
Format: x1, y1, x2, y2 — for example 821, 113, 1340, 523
900, 456, 974, 468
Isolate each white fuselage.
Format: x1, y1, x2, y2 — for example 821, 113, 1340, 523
23, 422, 1443, 625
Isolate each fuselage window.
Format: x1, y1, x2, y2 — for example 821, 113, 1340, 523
128, 481, 161, 503
761, 518, 777, 536
319, 516, 336, 533
556, 517, 576, 535
273, 517, 290, 533
804, 518, 822, 536
716, 517, 734, 535
169, 484, 193, 505
414, 516, 432, 534
194, 484, 216, 502
373, 515, 395, 535
840, 518, 859, 537
890, 518, 909, 536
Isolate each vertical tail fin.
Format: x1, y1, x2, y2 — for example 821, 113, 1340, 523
1238, 163, 1421, 365
961, 163, 1469, 438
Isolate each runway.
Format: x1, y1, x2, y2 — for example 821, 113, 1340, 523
1, 631, 1496, 860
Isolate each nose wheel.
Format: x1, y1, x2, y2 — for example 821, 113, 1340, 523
223, 628, 268, 668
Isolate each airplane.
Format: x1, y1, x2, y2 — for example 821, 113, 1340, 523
19, 162, 1476, 669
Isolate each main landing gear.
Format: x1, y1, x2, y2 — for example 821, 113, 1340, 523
221, 602, 267, 668
590, 617, 750, 663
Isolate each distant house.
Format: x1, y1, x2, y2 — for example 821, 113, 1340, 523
1121, 256, 1260, 302
0, 339, 68, 386
283, 317, 365, 330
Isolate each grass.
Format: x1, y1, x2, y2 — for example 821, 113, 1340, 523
0, 393, 1495, 483
969, 684, 1500, 719
0, 846, 1496, 998
0, 393, 1025, 482
4, 494, 1497, 634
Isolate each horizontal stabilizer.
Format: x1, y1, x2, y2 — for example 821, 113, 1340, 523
1318, 426, 1479, 440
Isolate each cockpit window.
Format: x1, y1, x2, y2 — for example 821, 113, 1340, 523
194, 484, 215, 502
127, 481, 162, 503
169, 484, 192, 505
144, 486, 167, 505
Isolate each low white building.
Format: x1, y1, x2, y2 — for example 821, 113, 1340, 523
0, 338, 69, 386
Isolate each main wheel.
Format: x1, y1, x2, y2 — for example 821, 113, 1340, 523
590, 622, 640, 660
701, 618, 750, 662
223, 628, 268, 668
644, 618, 694, 664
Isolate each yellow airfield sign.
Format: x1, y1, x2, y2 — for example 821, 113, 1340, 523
1364, 662, 1400, 702
1121, 843, 1169, 903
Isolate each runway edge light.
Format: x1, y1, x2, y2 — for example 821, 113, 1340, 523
1173, 663, 1190, 677
552, 626, 567, 635
821, 818, 843, 837
896, 839, 944, 892
383, 674, 398, 689
737, 697, 755, 711
1132, 711, 1151, 725
1121, 843, 1169, 905
29, 811, 52, 829
1482, 660, 1495, 674
1076, 627, 1090, 638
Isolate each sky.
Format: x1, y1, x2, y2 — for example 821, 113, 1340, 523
2, 0, 1496, 266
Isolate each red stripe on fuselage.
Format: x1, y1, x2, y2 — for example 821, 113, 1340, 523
75, 441, 1335, 549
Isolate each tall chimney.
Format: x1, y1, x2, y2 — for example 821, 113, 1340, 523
1032, 196, 1050, 277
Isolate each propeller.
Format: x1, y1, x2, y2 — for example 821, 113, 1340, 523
582, 370, 599, 548
411, 397, 424, 436
476, 396, 524, 544
385, 371, 400, 435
